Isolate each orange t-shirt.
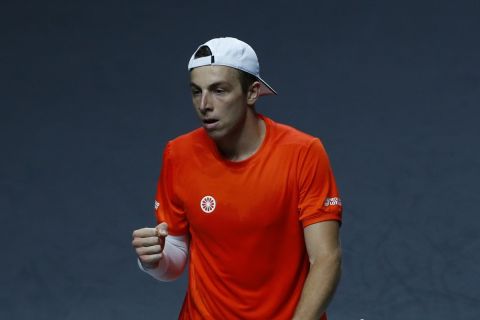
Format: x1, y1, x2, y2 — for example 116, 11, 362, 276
155, 115, 342, 320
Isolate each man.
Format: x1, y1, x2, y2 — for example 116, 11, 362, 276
132, 37, 343, 319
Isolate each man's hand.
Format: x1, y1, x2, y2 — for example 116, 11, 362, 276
132, 222, 169, 270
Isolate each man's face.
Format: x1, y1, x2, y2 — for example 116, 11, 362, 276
190, 65, 250, 142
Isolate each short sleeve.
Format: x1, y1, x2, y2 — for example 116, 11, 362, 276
154, 142, 189, 235
297, 138, 343, 228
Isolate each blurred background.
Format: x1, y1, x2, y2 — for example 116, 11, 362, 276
1, 0, 479, 319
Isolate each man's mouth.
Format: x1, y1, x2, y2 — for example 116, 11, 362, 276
203, 118, 218, 124
202, 118, 219, 130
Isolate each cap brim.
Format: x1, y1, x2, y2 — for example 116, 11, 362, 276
258, 77, 277, 96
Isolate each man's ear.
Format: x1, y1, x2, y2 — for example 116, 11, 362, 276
247, 81, 261, 106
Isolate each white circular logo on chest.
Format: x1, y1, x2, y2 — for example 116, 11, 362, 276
200, 195, 216, 213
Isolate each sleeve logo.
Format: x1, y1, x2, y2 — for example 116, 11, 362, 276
154, 200, 160, 210
324, 197, 342, 207
200, 195, 216, 214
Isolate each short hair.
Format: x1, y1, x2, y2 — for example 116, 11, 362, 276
193, 45, 258, 94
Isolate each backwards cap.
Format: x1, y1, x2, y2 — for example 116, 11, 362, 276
188, 37, 277, 96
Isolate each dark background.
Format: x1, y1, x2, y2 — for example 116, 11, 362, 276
1, 0, 479, 319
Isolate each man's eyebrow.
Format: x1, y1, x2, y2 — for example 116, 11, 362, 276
190, 81, 231, 89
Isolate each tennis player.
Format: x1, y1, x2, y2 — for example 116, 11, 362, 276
132, 37, 343, 320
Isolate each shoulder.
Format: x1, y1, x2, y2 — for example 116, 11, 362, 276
263, 116, 331, 167
169, 127, 205, 147
266, 116, 322, 150
163, 128, 210, 160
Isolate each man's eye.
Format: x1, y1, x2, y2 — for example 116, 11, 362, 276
191, 90, 201, 96
215, 88, 226, 94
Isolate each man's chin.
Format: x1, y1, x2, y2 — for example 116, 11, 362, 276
203, 127, 223, 140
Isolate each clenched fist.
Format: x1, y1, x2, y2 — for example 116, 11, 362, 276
132, 222, 168, 270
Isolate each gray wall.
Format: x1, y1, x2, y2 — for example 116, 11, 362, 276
1, 0, 479, 319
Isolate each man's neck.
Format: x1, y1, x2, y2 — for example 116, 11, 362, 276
216, 112, 266, 162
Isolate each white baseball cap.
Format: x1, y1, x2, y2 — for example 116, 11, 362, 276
188, 37, 277, 96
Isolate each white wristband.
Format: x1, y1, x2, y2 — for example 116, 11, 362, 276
138, 234, 189, 282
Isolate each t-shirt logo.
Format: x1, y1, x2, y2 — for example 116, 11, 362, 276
200, 195, 216, 213
324, 197, 342, 207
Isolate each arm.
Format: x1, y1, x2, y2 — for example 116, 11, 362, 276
292, 220, 342, 320
132, 223, 189, 281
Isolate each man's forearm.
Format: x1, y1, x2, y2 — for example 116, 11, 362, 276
292, 250, 342, 320
138, 234, 189, 281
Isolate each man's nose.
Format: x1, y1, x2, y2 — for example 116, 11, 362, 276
199, 92, 212, 113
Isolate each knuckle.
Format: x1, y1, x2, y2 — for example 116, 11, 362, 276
143, 254, 159, 263
132, 239, 142, 247
147, 245, 161, 254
